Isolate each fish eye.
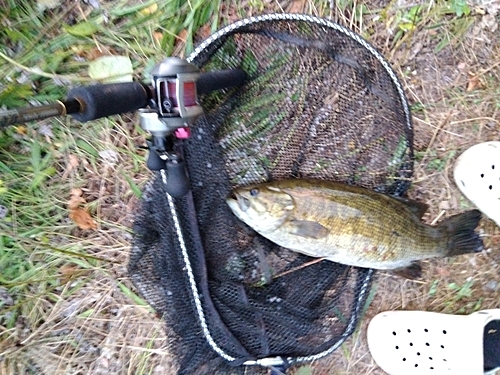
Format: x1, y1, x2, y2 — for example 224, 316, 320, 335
249, 188, 259, 197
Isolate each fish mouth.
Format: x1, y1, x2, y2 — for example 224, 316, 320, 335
231, 192, 250, 212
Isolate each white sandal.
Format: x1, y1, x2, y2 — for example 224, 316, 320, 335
454, 141, 500, 227
367, 309, 500, 375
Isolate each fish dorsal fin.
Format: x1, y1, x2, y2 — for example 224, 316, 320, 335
288, 220, 329, 239
392, 196, 429, 218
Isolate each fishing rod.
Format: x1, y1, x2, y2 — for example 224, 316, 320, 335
0, 57, 247, 197
1, 57, 245, 127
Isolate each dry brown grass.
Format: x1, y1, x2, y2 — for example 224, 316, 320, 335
305, 2, 500, 374
1, 1, 499, 375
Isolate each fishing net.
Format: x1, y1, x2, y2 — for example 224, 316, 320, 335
129, 14, 414, 374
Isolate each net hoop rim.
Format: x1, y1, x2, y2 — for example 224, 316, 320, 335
174, 12, 412, 368
188, 12, 413, 138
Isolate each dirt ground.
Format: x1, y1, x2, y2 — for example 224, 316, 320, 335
1, 1, 499, 374
316, 1, 500, 374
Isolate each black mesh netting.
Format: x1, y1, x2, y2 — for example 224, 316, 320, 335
129, 14, 414, 375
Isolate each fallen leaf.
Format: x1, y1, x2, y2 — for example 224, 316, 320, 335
68, 195, 86, 210
438, 200, 450, 210
68, 188, 86, 209
99, 149, 118, 164
153, 31, 163, 46
475, 6, 486, 15
69, 207, 97, 229
476, 2, 500, 16
493, 235, 500, 245
173, 29, 188, 54
59, 264, 80, 284
177, 28, 188, 43
88, 55, 133, 83
62, 154, 80, 179
71, 188, 83, 197
79, 45, 114, 61
466, 72, 482, 91
435, 267, 450, 277
197, 24, 212, 41
98, 358, 109, 369
69, 154, 79, 169
480, 13, 498, 32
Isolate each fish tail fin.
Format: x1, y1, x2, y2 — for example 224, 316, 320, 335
438, 209, 484, 256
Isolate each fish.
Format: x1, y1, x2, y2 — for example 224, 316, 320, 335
226, 179, 484, 278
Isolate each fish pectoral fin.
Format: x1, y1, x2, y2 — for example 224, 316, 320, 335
390, 262, 422, 279
393, 196, 429, 218
288, 220, 329, 239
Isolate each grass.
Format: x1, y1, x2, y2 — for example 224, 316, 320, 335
1, 0, 499, 374
0, 0, 224, 372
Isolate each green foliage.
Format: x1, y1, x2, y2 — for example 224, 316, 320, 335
447, 279, 474, 300
0, 1, 222, 350
397, 5, 423, 33
64, 21, 100, 37
293, 365, 313, 375
379, 0, 476, 53
0, 1, 494, 373
428, 278, 483, 314
0, 0, 224, 108
415, 149, 457, 172
445, 279, 483, 313
427, 150, 456, 172
449, 0, 471, 17
0, 84, 34, 108
428, 279, 439, 296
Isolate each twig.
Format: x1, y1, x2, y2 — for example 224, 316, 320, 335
431, 209, 446, 225
0, 51, 92, 82
273, 257, 326, 279
418, 111, 452, 167
414, 117, 464, 137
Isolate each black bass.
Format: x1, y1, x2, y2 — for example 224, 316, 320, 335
226, 179, 484, 278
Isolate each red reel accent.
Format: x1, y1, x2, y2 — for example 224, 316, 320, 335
167, 80, 197, 107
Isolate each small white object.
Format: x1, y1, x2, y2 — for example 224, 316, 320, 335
454, 141, 500, 227
98, 149, 118, 165
367, 309, 500, 375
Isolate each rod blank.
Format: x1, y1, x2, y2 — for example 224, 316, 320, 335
0, 68, 247, 127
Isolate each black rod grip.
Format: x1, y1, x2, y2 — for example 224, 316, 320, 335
196, 69, 247, 95
67, 82, 149, 122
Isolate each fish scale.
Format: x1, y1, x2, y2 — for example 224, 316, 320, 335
227, 179, 484, 278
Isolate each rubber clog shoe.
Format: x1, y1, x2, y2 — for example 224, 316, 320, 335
454, 141, 500, 227
367, 309, 500, 375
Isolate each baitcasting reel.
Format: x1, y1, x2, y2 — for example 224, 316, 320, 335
0, 57, 247, 197
138, 58, 204, 196
137, 57, 246, 196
